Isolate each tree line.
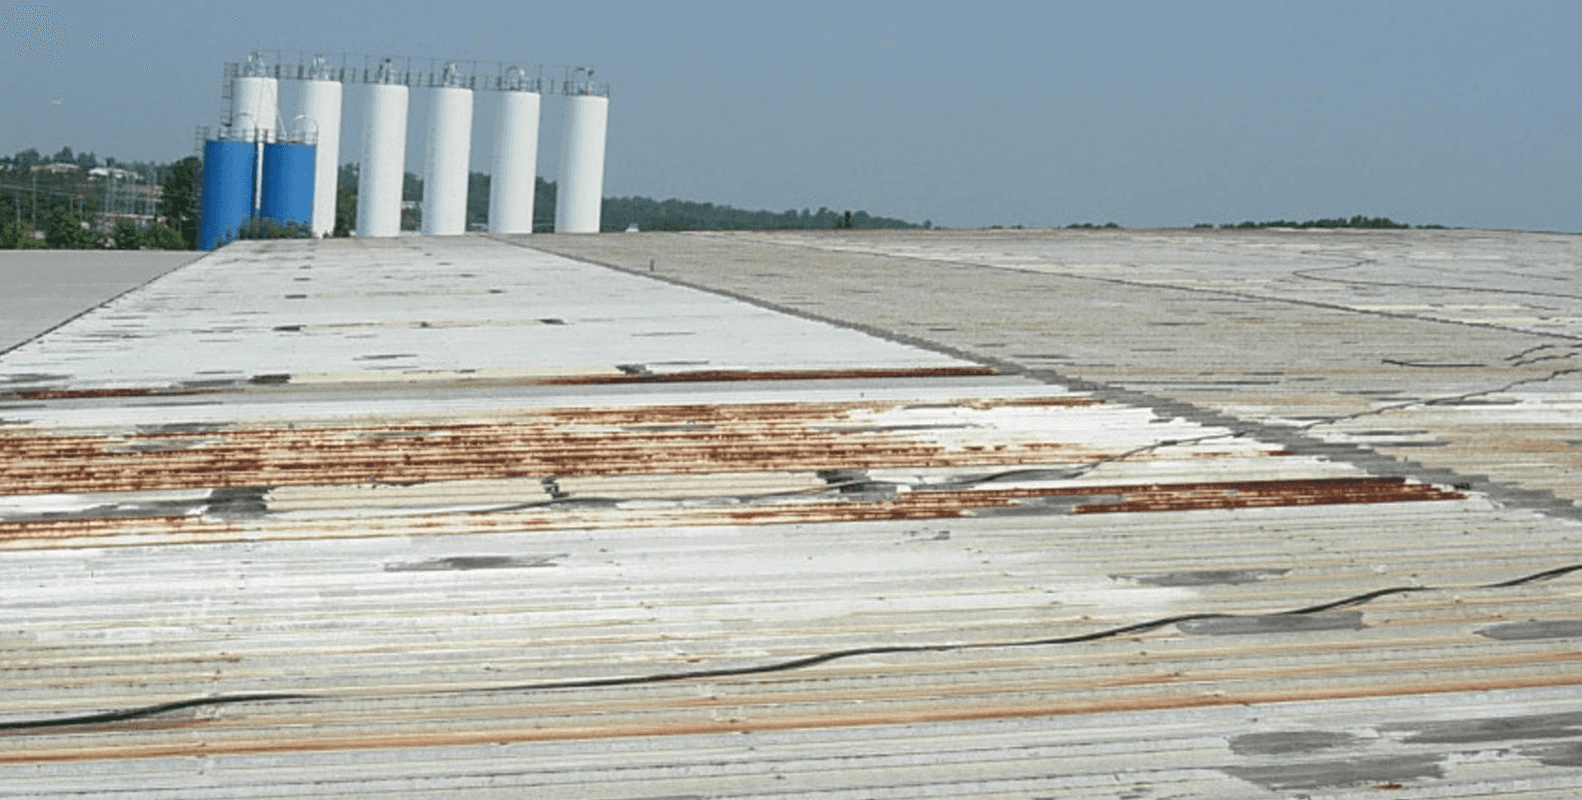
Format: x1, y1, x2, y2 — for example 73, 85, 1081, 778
597, 196, 920, 232
1197, 215, 1443, 230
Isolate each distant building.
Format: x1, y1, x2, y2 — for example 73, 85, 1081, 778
88, 167, 139, 181
31, 163, 80, 175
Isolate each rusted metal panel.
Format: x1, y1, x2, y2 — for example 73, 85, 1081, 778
1, 395, 1115, 494
0, 477, 1467, 551
0, 387, 1260, 505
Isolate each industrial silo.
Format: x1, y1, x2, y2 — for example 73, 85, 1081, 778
233, 52, 278, 219
297, 57, 342, 237
198, 136, 257, 250
259, 141, 316, 229
489, 69, 540, 234
555, 73, 608, 233
421, 63, 473, 236
232, 52, 278, 141
357, 60, 408, 238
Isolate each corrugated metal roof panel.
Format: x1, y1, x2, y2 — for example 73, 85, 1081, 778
5, 233, 1582, 797
543, 229, 1582, 511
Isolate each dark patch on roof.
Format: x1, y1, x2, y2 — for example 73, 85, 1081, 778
1389, 711, 1582, 745
1477, 620, 1582, 641
1526, 742, 1582, 768
1223, 755, 1443, 792
384, 554, 568, 572
1229, 730, 1362, 756
206, 486, 271, 519
1118, 568, 1289, 587
135, 422, 228, 435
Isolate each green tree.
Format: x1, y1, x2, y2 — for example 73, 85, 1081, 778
236, 217, 311, 240
334, 163, 358, 236
43, 204, 99, 248
535, 177, 556, 232
1, 217, 37, 248
467, 171, 493, 230
595, 195, 919, 233
50, 145, 74, 165
158, 156, 201, 249
141, 222, 185, 250
111, 219, 142, 249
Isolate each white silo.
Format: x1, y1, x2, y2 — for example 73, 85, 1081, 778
421, 63, 473, 236
297, 58, 342, 237
357, 60, 408, 238
489, 69, 540, 234
233, 52, 278, 141
233, 52, 279, 217
555, 71, 608, 233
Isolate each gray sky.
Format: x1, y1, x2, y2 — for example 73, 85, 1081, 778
3, 0, 1577, 231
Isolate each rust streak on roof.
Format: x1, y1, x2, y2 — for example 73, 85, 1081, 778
1067, 477, 1465, 513
8, 387, 182, 401
0, 397, 1119, 494
0, 478, 1463, 549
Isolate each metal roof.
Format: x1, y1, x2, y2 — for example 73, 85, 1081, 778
4, 231, 1582, 797
0, 251, 197, 353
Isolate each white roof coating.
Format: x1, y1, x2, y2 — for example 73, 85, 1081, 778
0, 238, 962, 392
4, 230, 1582, 798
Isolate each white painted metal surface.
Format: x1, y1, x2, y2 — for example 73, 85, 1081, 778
296, 78, 343, 237
232, 76, 277, 141
489, 89, 540, 234
421, 84, 473, 236
555, 94, 608, 233
0, 239, 964, 391
357, 83, 408, 238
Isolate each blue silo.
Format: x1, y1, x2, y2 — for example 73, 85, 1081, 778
198, 138, 257, 250
259, 141, 316, 229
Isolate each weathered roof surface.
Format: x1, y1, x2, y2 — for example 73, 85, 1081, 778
536, 228, 1582, 509
4, 231, 1582, 797
0, 251, 198, 353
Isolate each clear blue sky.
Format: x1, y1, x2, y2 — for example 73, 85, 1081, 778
4, 0, 1578, 231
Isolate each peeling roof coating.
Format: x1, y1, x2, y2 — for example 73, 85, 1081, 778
5, 231, 1582, 797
